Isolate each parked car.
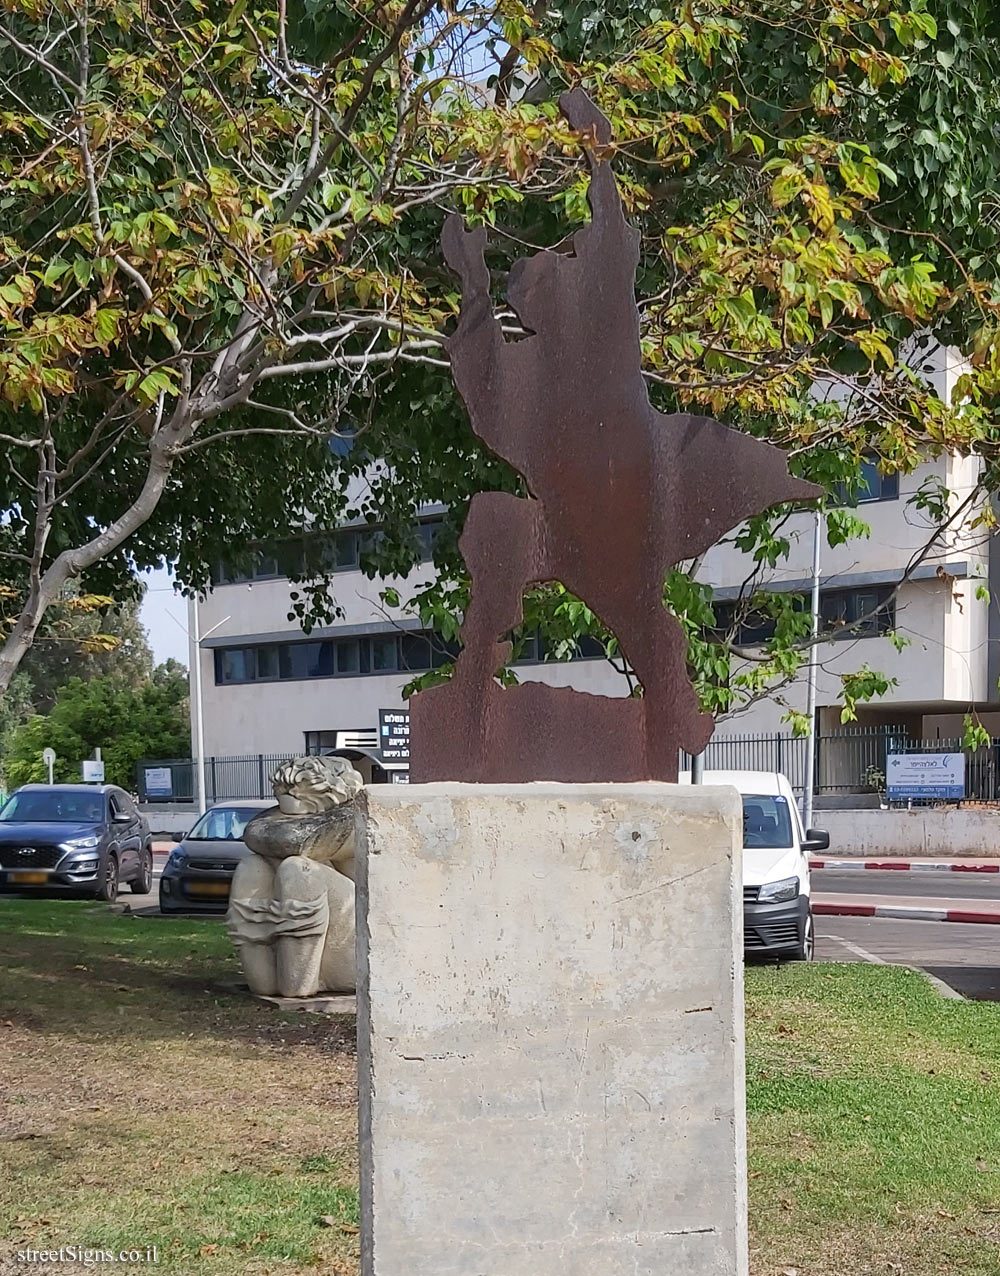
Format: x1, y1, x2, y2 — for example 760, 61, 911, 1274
159, 800, 274, 914
680, 770, 829, 961
0, 783, 153, 901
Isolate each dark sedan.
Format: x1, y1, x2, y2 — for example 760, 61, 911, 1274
0, 784, 153, 901
159, 800, 274, 914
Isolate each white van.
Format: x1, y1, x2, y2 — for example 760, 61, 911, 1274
679, 769, 829, 961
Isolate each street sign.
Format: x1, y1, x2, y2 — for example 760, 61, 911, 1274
887, 752, 965, 800
379, 708, 410, 771
82, 759, 105, 783
42, 747, 56, 785
144, 766, 173, 799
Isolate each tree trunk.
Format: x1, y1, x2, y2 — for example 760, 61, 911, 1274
0, 434, 178, 698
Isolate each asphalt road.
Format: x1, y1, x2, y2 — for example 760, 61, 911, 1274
821, 868, 1000, 902
817, 913, 1000, 1000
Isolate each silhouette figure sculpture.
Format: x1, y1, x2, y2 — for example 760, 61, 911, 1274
410, 89, 819, 783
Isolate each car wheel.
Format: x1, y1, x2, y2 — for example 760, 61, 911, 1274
790, 909, 815, 962
130, 847, 153, 894
97, 853, 119, 903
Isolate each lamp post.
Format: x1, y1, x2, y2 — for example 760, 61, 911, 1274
802, 508, 823, 832
184, 595, 229, 816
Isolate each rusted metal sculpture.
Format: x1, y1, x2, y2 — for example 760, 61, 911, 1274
410, 88, 820, 784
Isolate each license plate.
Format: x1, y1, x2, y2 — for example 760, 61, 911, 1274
187, 881, 230, 897
8, 871, 48, 884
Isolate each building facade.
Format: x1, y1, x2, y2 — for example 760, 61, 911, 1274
193, 443, 1000, 778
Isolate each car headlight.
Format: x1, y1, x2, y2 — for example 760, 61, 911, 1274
758, 876, 799, 904
165, 849, 187, 871
62, 835, 100, 850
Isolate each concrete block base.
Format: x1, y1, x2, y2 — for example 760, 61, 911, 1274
356, 783, 747, 1276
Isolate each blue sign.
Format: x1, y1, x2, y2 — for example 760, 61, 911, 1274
886, 752, 965, 800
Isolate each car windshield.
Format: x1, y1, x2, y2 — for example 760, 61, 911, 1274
742, 794, 794, 849
0, 790, 106, 823
188, 807, 260, 841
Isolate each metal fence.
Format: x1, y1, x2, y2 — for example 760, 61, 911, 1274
686, 725, 1000, 803
136, 754, 296, 803
682, 725, 908, 797
140, 726, 1000, 806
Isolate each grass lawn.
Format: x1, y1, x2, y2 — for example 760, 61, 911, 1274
747, 961, 1000, 1275
0, 899, 359, 1276
2, 899, 1000, 1275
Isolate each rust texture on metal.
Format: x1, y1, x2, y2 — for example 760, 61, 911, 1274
410, 88, 820, 784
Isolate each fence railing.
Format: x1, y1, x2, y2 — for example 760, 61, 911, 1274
136, 754, 296, 803
140, 727, 1000, 806
681, 725, 911, 797
687, 725, 995, 803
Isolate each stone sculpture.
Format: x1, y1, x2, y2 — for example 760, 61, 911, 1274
226, 755, 363, 999
410, 88, 821, 784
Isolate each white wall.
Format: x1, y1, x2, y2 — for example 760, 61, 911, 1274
820, 806, 1000, 858
194, 559, 632, 758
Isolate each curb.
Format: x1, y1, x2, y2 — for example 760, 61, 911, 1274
814, 900, 1000, 925
811, 859, 1000, 873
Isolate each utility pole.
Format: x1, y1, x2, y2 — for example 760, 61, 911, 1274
173, 598, 229, 817
802, 507, 823, 831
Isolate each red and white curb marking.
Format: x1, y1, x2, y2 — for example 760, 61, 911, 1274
814, 900, 1000, 925
810, 859, 1000, 873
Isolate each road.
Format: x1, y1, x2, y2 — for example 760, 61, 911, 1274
813, 867, 1000, 999
820, 867, 1000, 902
817, 914, 1000, 1000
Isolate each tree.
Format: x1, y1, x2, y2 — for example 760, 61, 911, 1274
5, 667, 190, 790
20, 591, 154, 714
2, 1, 1000, 725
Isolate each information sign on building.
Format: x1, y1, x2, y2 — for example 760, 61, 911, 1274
886, 752, 965, 800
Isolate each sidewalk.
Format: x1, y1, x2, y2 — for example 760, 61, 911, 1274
814, 891, 1000, 925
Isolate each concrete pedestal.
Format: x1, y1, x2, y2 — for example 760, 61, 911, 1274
356, 783, 747, 1276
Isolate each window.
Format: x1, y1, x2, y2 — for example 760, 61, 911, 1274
416, 519, 441, 561
336, 639, 362, 674
188, 806, 262, 840
371, 635, 399, 671
212, 517, 446, 584
213, 623, 601, 686
742, 795, 794, 849
820, 586, 895, 638
216, 648, 252, 683
711, 587, 892, 646
400, 633, 432, 671
833, 459, 899, 506
256, 646, 280, 680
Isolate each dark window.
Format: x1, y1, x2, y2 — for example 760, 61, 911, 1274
834, 459, 899, 506
417, 519, 442, 561
336, 639, 361, 674
820, 586, 895, 638
216, 648, 251, 683
575, 635, 606, 659
213, 517, 447, 584
371, 635, 399, 671
734, 606, 778, 646
256, 646, 280, 680
213, 621, 604, 686
334, 530, 359, 570
400, 633, 432, 671
432, 637, 461, 668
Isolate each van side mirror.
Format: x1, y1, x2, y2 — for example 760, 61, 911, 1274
804, 828, 830, 852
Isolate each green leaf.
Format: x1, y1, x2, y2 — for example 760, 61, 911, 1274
42, 258, 71, 288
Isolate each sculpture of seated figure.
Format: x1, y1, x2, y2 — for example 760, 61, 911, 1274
226, 756, 363, 998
